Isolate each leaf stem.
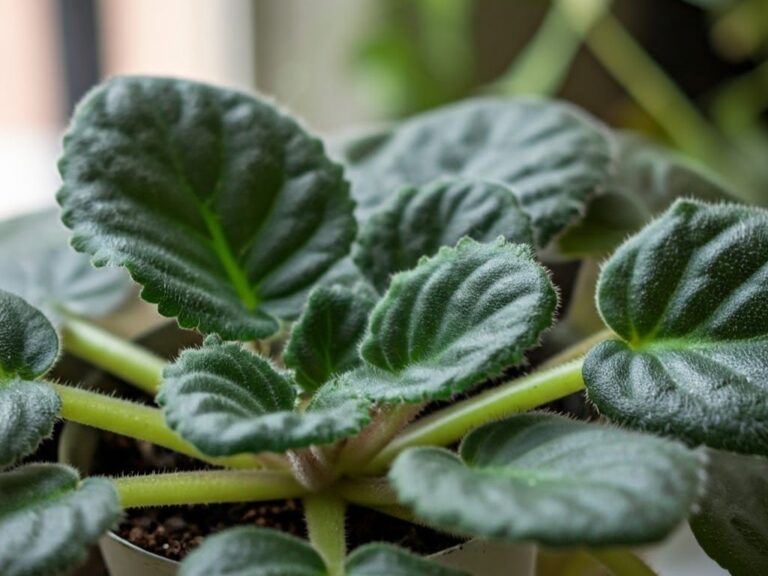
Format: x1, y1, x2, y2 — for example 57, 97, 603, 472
113, 470, 305, 508
304, 493, 347, 576
589, 549, 657, 576
538, 328, 613, 371
572, 6, 725, 169
337, 477, 399, 508
494, 0, 609, 97
52, 383, 258, 469
365, 359, 585, 474
60, 315, 166, 395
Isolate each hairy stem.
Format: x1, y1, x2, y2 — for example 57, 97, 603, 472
335, 404, 423, 474
113, 470, 305, 508
61, 315, 166, 395
365, 360, 585, 474
495, 0, 609, 96
589, 549, 657, 576
304, 493, 347, 576
52, 384, 258, 469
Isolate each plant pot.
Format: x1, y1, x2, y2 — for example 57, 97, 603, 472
60, 422, 535, 576
58, 323, 536, 576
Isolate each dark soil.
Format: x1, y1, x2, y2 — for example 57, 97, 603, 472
93, 432, 463, 562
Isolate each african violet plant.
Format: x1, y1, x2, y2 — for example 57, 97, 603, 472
0, 76, 765, 576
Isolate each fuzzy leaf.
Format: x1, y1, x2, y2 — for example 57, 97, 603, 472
354, 179, 533, 292
342, 97, 612, 246
690, 449, 768, 576
556, 134, 730, 258
179, 527, 327, 576
0, 464, 120, 576
179, 527, 463, 576
584, 199, 768, 455
159, 337, 370, 456
341, 237, 556, 403
284, 283, 377, 392
346, 543, 469, 576
390, 413, 701, 546
0, 290, 61, 467
58, 76, 356, 340
0, 209, 132, 322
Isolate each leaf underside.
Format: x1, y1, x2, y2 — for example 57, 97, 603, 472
0, 464, 120, 576
354, 178, 533, 292
341, 97, 612, 247
556, 133, 731, 259
342, 237, 557, 404
159, 337, 370, 456
690, 449, 768, 576
178, 526, 467, 576
0, 290, 61, 467
284, 283, 377, 393
585, 199, 768, 455
389, 413, 701, 546
0, 209, 132, 322
58, 76, 356, 340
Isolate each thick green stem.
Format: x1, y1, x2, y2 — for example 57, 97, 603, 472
572, 6, 725, 169
590, 549, 657, 576
304, 493, 347, 576
113, 470, 305, 508
495, 0, 609, 96
337, 477, 399, 508
61, 315, 166, 395
365, 360, 585, 474
52, 384, 258, 469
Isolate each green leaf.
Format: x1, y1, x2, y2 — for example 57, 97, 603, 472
584, 199, 768, 455
178, 527, 465, 576
556, 134, 731, 258
284, 283, 377, 392
0, 463, 120, 576
0, 290, 61, 467
0, 289, 60, 381
346, 543, 469, 576
354, 179, 533, 292
341, 97, 612, 247
690, 449, 768, 576
58, 76, 356, 340
0, 209, 132, 322
158, 336, 370, 456
389, 413, 702, 546
179, 527, 327, 576
341, 237, 557, 403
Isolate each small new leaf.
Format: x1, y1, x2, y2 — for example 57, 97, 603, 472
341, 97, 612, 246
0, 290, 61, 467
690, 449, 768, 576
179, 527, 467, 576
0, 464, 120, 576
284, 283, 377, 392
556, 134, 730, 258
0, 209, 132, 322
159, 337, 370, 456
584, 199, 768, 455
354, 179, 533, 292
58, 76, 356, 340
343, 237, 557, 403
389, 413, 701, 546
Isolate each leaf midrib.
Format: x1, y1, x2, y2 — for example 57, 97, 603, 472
199, 203, 258, 310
